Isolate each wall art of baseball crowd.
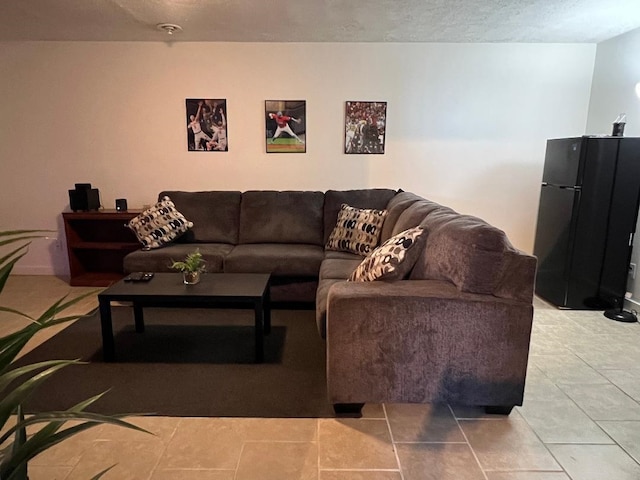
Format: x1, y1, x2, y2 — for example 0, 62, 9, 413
344, 101, 387, 154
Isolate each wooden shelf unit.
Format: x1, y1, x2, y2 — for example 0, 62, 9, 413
62, 209, 142, 286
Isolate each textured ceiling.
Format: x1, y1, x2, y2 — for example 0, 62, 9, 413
1, 0, 640, 43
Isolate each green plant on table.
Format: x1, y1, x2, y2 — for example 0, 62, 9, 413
0, 230, 151, 480
169, 249, 206, 273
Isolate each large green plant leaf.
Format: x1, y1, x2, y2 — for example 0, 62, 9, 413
0, 359, 82, 394
0, 290, 97, 374
0, 248, 28, 293
0, 230, 51, 293
6, 405, 28, 480
89, 465, 116, 480
0, 314, 91, 374
0, 228, 152, 479
0, 361, 78, 428
1, 397, 151, 479
0, 230, 52, 239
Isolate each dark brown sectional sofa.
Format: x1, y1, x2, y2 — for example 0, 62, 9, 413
123, 189, 537, 415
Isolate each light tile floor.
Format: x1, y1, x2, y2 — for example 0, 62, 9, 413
2, 276, 640, 479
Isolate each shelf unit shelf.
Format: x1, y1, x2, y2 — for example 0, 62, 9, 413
62, 209, 142, 287
71, 241, 140, 250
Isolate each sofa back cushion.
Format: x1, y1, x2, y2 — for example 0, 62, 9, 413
324, 189, 397, 244
159, 191, 241, 244
380, 191, 424, 241
410, 210, 509, 295
239, 190, 325, 245
391, 199, 455, 237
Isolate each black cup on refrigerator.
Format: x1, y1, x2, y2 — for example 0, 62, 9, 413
612, 113, 626, 137
612, 123, 625, 137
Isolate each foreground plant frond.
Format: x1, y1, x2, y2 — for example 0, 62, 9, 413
0, 229, 152, 480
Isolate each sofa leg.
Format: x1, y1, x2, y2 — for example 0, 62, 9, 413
333, 403, 364, 418
484, 405, 515, 415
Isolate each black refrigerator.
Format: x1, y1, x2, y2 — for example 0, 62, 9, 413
533, 136, 640, 310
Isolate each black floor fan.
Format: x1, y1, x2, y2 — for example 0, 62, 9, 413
604, 296, 638, 323
602, 244, 638, 323
603, 229, 638, 323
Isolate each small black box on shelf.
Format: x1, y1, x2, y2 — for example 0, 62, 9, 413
68, 183, 100, 211
115, 199, 128, 211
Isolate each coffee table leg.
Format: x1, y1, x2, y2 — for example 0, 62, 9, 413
264, 286, 271, 335
254, 300, 264, 363
133, 303, 145, 333
98, 297, 115, 362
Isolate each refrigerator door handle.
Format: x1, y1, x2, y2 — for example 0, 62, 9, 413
630, 233, 634, 247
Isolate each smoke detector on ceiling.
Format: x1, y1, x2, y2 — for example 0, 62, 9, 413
156, 23, 183, 35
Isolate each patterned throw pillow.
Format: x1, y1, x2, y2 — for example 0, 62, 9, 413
326, 204, 388, 256
128, 196, 193, 250
349, 226, 425, 282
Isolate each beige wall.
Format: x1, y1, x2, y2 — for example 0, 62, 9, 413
0, 41, 595, 275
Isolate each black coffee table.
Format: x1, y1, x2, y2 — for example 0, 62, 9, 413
98, 273, 271, 362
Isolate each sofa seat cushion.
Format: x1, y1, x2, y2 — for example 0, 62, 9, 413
316, 278, 344, 338
224, 244, 324, 276
239, 191, 325, 245
323, 189, 397, 245
323, 250, 363, 261
270, 277, 318, 304
123, 243, 234, 274
319, 258, 362, 280
159, 190, 242, 244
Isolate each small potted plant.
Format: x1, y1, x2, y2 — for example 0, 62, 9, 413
170, 249, 206, 285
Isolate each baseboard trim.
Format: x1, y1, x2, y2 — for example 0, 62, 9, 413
625, 297, 640, 312
12, 266, 57, 275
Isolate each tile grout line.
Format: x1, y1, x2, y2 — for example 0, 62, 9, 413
521, 322, 607, 477
512, 396, 574, 475
382, 403, 406, 480
146, 418, 183, 479
316, 418, 320, 477
595, 413, 640, 456
319, 468, 405, 471
393, 441, 468, 444
447, 403, 489, 480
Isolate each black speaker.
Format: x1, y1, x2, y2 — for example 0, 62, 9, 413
115, 198, 128, 211
68, 184, 100, 212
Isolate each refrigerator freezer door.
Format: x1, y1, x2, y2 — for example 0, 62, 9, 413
542, 137, 583, 186
534, 185, 579, 307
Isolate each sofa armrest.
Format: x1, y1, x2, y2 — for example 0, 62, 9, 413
326, 280, 533, 407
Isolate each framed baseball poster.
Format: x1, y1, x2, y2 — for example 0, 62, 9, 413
344, 101, 387, 154
186, 99, 228, 151
265, 100, 306, 153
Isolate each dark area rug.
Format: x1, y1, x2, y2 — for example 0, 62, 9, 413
12, 307, 333, 418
